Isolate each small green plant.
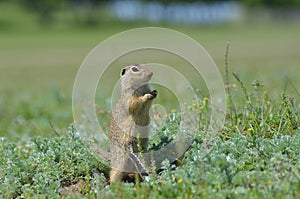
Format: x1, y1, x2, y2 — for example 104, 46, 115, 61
0, 125, 109, 198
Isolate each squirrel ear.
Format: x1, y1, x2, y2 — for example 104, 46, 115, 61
121, 68, 126, 76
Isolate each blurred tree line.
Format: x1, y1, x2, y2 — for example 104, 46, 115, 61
12, 0, 300, 24
142, 0, 300, 7
17, 0, 108, 24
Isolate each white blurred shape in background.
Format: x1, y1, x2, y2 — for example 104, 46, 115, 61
110, 1, 242, 25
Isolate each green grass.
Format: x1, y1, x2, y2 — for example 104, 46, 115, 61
0, 2, 300, 198
1, 19, 299, 140
0, 89, 299, 198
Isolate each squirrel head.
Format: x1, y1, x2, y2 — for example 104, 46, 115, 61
120, 64, 153, 91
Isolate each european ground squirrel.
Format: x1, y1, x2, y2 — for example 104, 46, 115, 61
109, 64, 157, 183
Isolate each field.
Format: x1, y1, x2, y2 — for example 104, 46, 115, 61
0, 2, 300, 198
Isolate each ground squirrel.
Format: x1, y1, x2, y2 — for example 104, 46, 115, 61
109, 64, 157, 183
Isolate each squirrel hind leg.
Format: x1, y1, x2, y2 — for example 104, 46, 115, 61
110, 169, 124, 183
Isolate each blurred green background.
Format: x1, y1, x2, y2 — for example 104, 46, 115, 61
0, 0, 299, 141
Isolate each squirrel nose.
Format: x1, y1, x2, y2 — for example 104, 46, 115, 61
148, 72, 153, 79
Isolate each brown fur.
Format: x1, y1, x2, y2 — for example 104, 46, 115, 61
109, 64, 157, 183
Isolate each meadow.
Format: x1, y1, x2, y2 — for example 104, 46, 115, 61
0, 2, 300, 198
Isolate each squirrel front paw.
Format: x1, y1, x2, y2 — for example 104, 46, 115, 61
151, 90, 158, 97
144, 90, 158, 100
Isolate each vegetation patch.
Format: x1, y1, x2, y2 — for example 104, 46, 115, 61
1, 83, 299, 198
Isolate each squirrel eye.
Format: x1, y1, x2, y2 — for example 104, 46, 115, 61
131, 66, 139, 72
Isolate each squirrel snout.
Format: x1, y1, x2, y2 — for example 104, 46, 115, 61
145, 71, 153, 81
